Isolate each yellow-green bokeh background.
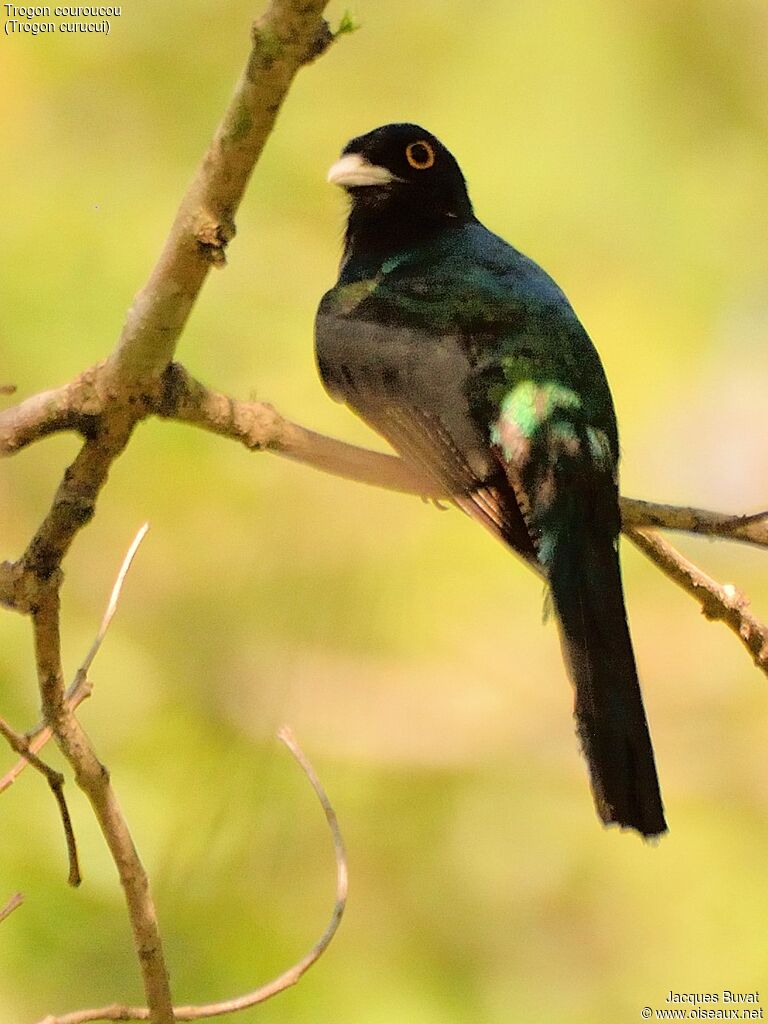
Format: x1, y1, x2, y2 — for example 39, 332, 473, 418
2, 2, 768, 1021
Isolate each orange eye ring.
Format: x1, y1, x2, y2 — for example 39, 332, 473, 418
405, 140, 436, 170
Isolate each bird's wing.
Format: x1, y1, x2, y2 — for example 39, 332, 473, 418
368, 398, 539, 563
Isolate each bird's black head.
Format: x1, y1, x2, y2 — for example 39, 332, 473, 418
328, 123, 475, 276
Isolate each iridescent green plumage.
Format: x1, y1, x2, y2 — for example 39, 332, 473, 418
316, 123, 666, 837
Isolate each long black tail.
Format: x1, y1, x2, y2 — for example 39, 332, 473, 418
549, 520, 667, 838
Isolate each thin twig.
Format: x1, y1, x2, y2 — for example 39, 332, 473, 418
626, 526, 768, 676
80, 522, 150, 679
36, 727, 348, 1024
0, 690, 88, 796
0, 891, 23, 924
0, 524, 149, 795
0, 717, 81, 886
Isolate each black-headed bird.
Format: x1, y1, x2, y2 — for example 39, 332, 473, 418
315, 123, 666, 838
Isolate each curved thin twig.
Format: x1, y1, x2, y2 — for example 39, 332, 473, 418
37, 727, 348, 1024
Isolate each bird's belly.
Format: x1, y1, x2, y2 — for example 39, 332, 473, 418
315, 313, 496, 483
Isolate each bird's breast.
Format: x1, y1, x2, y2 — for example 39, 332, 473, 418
315, 300, 497, 482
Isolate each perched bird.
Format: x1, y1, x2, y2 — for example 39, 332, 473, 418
315, 123, 666, 838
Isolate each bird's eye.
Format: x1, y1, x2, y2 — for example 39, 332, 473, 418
405, 140, 435, 170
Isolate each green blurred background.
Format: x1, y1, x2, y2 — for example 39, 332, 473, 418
2, 1, 768, 1021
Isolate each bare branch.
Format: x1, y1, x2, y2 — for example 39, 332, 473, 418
1, 524, 149, 795
33, 587, 175, 1024
0, 892, 23, 924
158, 364, 768, 549
0, 717, 81, 886
0, 685, 90, 799
622, 498, 768, 548
16, 427, 137, 605
4, 1, 344, 1014
36, 727, 348, 1024
3, 358, 765, 553
0, 367, 104, 456
105, 0, 335, 387
157, 363, 434, 495
626, 527, 768, 677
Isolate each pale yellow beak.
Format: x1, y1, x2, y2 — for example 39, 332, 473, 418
326, 153, 398, 187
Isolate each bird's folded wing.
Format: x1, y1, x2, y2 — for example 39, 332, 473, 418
352, 397, 539, 566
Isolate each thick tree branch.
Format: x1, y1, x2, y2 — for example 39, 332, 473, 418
36, 727, 348, 1024
2, 5, 344, 1019
105, 0, 334, 387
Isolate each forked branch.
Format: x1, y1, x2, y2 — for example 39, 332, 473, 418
0, 524, 149, 796
0, 717, 81, 887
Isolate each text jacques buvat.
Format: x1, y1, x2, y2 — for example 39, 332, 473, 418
4, 4, 121, 36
